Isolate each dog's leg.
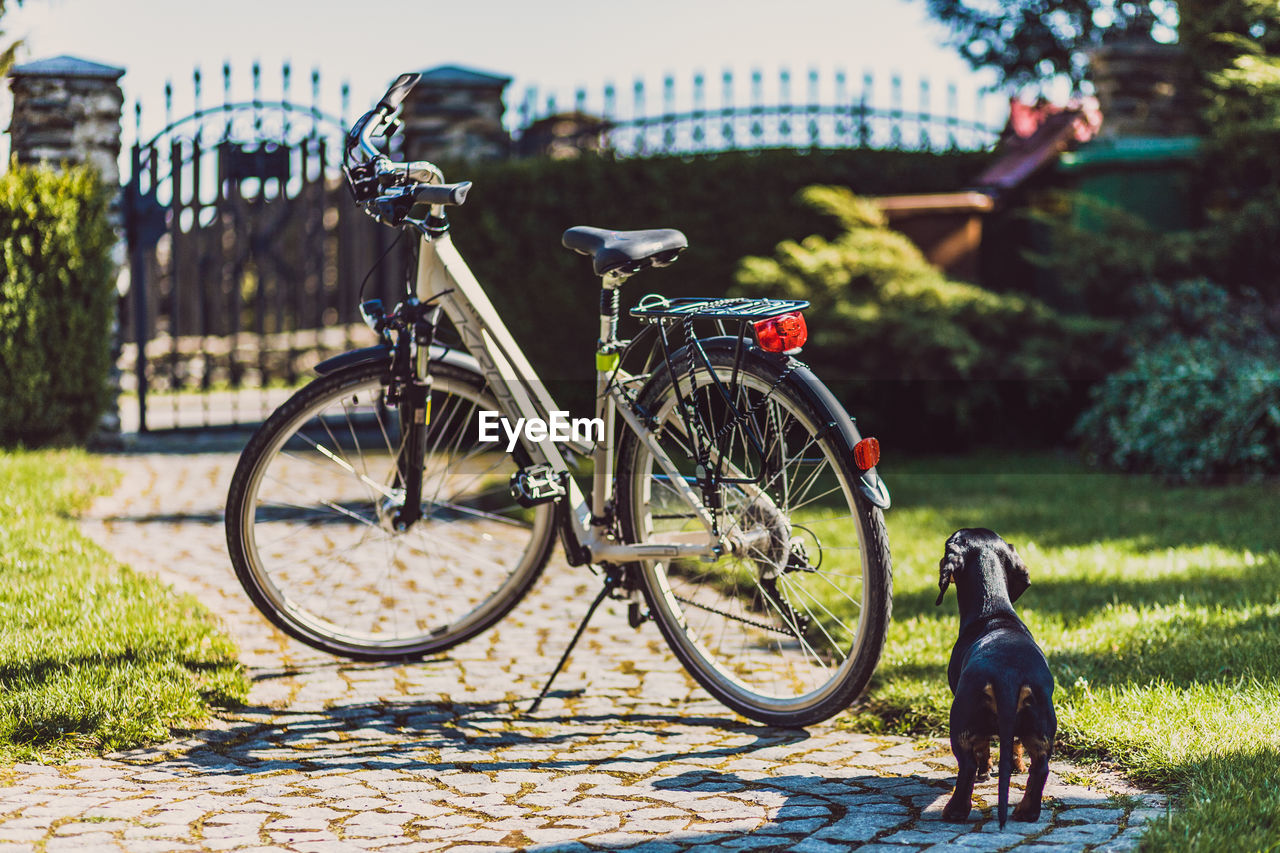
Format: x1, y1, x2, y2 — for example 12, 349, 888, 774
974, 738, 992, 781
942, 731, 980, 823
1012, 735, 1051, 822
1012, 687, 1032, 773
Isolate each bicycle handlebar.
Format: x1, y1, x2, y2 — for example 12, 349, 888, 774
415, 182, 471, 206
345, 73, 471, 227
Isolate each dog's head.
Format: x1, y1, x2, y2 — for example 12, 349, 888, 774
935, 527, 1030, 606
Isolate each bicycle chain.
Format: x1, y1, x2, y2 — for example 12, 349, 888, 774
671, 592, 799, 638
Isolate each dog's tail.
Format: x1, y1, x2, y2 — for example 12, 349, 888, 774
994, 682, 1024, 829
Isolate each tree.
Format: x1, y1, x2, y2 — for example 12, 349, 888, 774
0, 0, 22, 79
920, 0, 1178, 91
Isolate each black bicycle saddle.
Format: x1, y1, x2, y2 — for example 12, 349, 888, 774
562, 226, 688, 276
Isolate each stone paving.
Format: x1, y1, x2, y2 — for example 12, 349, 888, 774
0, 433, 1165, 852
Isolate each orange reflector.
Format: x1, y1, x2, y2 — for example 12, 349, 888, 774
752, 311, 808, 354
853, 437, 880, 470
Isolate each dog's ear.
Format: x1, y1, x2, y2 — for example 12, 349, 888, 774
936, 541, 965, 606
1004, 542, 1031, 603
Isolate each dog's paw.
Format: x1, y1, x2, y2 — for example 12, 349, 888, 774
1011, 802, 1042, 822
941, 798, 972, 823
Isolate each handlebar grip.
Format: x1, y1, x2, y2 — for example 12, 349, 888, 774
414, 182, 471, 207
376, 72, 421, 112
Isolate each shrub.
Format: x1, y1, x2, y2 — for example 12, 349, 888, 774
0, 165, 115, 446
1074, 280, 1280, 481
733, 186, 1116, 449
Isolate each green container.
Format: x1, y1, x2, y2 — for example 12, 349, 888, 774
1056, 136, 1201, 232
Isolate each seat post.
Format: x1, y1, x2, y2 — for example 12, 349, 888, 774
592, 270, 629, 524
598, 270, 629, 348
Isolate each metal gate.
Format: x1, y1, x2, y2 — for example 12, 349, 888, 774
120, 67, 409, 432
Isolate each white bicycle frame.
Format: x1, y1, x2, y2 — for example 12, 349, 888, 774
413, 232, 722, 565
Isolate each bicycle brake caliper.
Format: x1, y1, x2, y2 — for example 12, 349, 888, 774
509, 464, 568, 508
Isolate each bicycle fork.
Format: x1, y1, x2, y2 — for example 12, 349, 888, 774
390, 299, 442, 531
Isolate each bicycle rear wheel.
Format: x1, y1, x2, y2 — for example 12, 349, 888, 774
225, 358, 556, 660
615, 340, 892, 726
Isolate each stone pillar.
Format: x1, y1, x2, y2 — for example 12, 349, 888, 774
8, 55, 127, 441
8, 55, 126, 182
400, 65, 512, 163
1089, 39, 1197, 138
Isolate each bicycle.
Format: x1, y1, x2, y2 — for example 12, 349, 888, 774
225, 73, 894, 727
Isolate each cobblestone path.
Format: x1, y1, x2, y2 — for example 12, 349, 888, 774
1, 436, 1164, 852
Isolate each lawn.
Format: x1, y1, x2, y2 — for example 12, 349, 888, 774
842, 451, 1280, 851
0, 450, 248, 763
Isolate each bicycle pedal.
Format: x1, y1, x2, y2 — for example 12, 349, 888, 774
509, 465, 567, 508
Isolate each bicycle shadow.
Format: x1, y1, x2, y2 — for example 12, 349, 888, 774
143, 695, 814, 778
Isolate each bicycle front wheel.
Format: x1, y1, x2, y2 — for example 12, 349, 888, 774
225, 358, 556, 660
615, 341, 892, 726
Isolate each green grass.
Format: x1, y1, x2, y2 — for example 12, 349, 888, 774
835, 451, 1280, 852
0, 450, 248, 763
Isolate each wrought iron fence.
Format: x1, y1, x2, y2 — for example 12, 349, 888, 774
512, 68, 1003, 155
121, 63, 412, 431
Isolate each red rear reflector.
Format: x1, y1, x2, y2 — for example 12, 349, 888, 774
853, 437, 880, 470
752, 312, 808, 354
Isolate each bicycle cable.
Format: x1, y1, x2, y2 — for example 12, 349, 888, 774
358, 229, 408, 305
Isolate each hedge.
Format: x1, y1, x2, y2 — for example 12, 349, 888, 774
442, 148, 990, 413
0, 165, 115, 447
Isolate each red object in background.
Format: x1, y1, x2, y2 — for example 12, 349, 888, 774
853, 437, 880, 471
1005, 96, 1102, 144
977, 96, 1102, 194
752, 312, 807, 354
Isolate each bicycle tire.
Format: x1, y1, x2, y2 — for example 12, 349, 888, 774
615, 339, 892, 726
225, 358, 557, 660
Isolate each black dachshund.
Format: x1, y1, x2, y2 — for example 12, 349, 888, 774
936, 528, 1056, 828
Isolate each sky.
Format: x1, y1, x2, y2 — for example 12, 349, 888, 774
3, 0, 1003, 165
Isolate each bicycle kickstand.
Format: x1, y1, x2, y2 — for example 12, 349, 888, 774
527, 567, 623, 714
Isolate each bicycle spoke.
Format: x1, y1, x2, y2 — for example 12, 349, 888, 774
232, 369, 553, 654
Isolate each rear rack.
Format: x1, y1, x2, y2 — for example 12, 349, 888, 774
631, 295, 809, 322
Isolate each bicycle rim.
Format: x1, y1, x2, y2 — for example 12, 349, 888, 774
618, 347, 890, 725
226, 361, 555, 659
